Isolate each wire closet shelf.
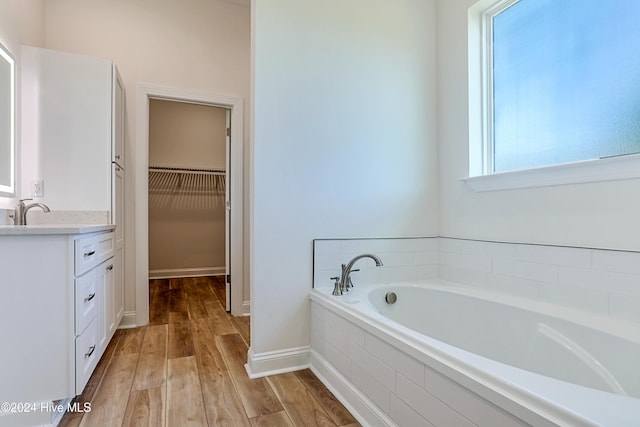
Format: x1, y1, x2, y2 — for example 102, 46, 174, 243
148, 165, 226, 210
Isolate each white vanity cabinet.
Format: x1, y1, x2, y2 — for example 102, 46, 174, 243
73, 230, 118, 392
0, 225, 116, 426
20, 45, 126, 337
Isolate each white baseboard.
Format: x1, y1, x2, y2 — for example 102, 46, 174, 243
149, 267, 225, 279
241, 300, 251, 316
117, 311, 138, 329
245, 346, 310, 379
310, 350, 398, 427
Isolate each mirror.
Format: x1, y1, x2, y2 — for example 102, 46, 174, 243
0, 42, 15, 196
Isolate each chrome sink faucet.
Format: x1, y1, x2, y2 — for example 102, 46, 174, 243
13, 198, 51, 225
334, 253, 383, 295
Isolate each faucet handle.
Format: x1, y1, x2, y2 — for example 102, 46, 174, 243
340, 264, 360, 275
330, 276, 342, 296
18, 198, 33, 205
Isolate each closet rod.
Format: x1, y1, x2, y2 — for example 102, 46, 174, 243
149, 165, 226, 175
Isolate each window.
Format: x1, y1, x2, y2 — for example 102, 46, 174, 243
466, 0, 640, 190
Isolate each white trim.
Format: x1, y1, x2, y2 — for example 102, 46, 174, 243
135, 84, 245, 326
148, 267, 225, 279
244, 346, 310, 379
117, 311, 138, 329
470, 0, 522, 177
462, 153, 640, 192
242, 300, 251, 316
310, 351, 399, 427
469, 0, 499, 177
468, 0, 640, 190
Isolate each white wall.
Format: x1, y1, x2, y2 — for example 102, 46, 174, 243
251, 0, 438, 364
437, 0, 640, 252
149, 100, 227, 171
0, 0, 45, 211
42, 0, 251, 314
0, 0, 45, 72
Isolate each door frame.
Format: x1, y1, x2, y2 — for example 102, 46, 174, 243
135, 84, 244, 322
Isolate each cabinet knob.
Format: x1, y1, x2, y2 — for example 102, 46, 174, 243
84, 293, 96, 303
107, 264, 114, 271
84, 250, 96, 258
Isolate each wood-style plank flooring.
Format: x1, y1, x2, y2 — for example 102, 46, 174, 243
59, 276, 359, 427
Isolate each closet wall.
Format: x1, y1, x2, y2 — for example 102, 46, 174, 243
148, 99, 227, 278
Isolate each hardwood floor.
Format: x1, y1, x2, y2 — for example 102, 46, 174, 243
59, 276, 359, 427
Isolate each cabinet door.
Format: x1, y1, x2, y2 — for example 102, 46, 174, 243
114, 245, 124, 326
112, 165, 124, 238
112, 166, 124, 327
112, 66, 125, 167
96, 259, 115, 352
105, 260, 116, 340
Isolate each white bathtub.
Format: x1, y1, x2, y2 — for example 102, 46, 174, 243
309, 280, 640, 427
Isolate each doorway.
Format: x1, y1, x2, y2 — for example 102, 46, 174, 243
148, 99, 231, 308
135, 84, 244, 323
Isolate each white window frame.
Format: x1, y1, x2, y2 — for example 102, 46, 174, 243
464, 0, 640, 192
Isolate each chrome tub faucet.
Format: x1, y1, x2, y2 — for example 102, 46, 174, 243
333, 253, 383, 296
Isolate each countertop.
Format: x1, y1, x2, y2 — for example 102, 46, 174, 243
0, 224, 115, 235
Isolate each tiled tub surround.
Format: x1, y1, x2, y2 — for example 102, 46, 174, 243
437, 238, 640, 324
313, 238, 440, 290
313, 237, 640, 324
310, 237, 640, 426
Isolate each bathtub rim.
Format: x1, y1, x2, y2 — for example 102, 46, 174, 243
310, 280, 640, 427
333, 279, 640, 343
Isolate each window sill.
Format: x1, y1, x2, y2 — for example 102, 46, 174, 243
461, 153, 640, 192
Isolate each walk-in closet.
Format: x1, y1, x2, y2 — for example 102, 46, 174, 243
148, 99, 229, 297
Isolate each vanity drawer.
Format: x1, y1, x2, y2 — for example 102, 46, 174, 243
75, 232, 114, 276
75, 318, 99, 394
75, 270, 98, 335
